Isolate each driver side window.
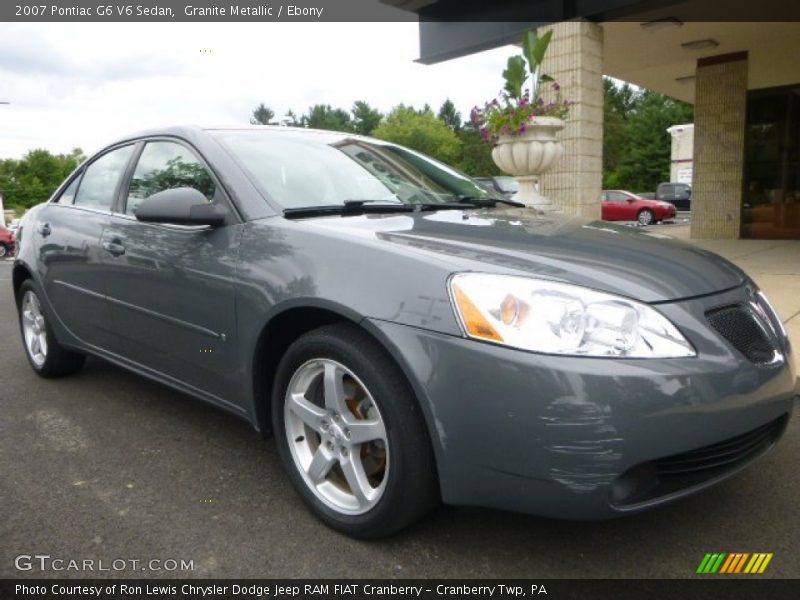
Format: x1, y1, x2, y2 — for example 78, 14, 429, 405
126, 141, 216, 215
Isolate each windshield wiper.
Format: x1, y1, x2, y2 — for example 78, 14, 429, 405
343, 199, 404, 207
456, 195, 525, 208
283, 201, 415, 219
283, 199, 487, 219
412, 202, 477, 211
345, 199, 480, 211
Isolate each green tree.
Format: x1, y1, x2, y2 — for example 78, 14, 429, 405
437, 99, 462, 132
603, 79, 640, 188
250, 103, 275, 125
0, 147, 85, 209
373, 105, 461, 165
351, 101, 382, 136
602, 78, 693, 191
302, 104, 354, 132
454, 126, 500, 176
284, 109, 302, 127
616, 90, 693, 192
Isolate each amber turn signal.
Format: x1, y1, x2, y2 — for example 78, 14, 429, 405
452, 284, 503, 342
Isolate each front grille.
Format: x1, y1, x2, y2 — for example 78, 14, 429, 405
654, 417, 784, 476
706, 304, 776, 364
612, 415, 788, 507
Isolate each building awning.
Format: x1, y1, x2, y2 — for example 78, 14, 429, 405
382, 0, 800, 102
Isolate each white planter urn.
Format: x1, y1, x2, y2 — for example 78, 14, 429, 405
491, 116, 565, 211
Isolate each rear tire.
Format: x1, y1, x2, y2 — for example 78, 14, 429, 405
18, 280, 86, 378
271, 323, 438, 538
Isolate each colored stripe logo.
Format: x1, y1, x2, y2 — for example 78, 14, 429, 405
696, 553, 773, 574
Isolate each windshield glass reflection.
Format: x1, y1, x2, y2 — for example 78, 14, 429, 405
213, 130, 501, 209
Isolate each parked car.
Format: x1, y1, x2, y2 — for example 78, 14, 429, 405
474, 175, 519, 199
0, 224, 15, 258
656, 182, 692, 210
8, 218, 21, 236
13, 126, 795, 538
601, 189, 676, 225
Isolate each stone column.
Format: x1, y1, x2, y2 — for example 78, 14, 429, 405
690, 52, 748, 239
536, 21, 604, 219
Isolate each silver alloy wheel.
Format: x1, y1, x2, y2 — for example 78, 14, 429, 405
284, 358, 389, 515
21, 290, 48, 367
638, 210, 654, 226
0, 244, 7, 258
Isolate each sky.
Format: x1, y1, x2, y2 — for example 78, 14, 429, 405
0, 22, 518, 159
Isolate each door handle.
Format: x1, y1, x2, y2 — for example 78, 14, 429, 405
102, 240, 126, 257
37, 223, 51, 237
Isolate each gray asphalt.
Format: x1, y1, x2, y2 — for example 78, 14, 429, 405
1, 259, 798, 579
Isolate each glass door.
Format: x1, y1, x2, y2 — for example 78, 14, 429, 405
742, 85, 800, 239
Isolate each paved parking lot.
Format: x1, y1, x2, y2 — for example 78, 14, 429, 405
1, 259, 798, 579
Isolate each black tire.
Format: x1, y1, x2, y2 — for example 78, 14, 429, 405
17, 280, 86, 378
637, 209, 655, 226
0, 243, 8, 258
272, 323, 438, 538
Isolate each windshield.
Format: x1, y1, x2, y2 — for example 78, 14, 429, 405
212, 130, 502, 209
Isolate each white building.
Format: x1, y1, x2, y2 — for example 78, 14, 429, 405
667, 124, 694, 185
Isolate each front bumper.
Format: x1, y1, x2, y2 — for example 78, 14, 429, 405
660, 206, 677, 220
368, 284, 795, 519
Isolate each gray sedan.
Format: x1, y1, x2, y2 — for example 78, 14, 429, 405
12, 126, 796, 538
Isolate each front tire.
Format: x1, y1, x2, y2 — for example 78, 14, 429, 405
272, 323, 438, 538
18, 280, 86, 378
0, 244, 8, 258
637, 209, 655, 226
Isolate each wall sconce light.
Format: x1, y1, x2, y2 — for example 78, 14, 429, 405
640, 17, 683, 31
681, 39, 720, 51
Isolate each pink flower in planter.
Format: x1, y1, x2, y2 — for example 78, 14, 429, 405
473, 30, 571, 140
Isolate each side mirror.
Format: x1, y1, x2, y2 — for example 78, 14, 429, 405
135, 187, 226, 226
626, 198, 634, 203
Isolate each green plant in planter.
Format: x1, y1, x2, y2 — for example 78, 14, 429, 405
471, 29, 571, 140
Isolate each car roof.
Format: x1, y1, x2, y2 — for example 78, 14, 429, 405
112, 124, 372, 147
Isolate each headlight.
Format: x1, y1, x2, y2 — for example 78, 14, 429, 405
449, 273, 695, 358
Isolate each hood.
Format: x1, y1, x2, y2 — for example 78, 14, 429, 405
302, 208, 746, 303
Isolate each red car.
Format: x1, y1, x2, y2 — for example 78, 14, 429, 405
0, 225, 15, 258
601, 190, 676, 225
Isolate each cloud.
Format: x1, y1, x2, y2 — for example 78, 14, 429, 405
0, 28, 70, 76
0, 22, 516, 159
